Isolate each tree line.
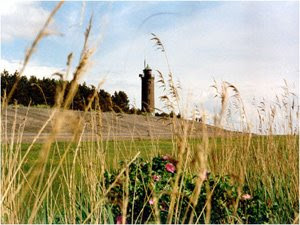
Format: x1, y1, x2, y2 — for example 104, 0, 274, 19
1, 70, 183, 118
1, 70, 132, 113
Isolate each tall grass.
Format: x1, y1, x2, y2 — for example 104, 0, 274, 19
1, 2, 299, 224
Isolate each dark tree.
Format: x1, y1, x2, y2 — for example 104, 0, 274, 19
98, 89, 112, 112
112, 91, 129, 113
1, 70, 134, 113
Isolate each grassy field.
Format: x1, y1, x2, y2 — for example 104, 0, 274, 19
20, 139, 174, 172
2, 135, 298, 223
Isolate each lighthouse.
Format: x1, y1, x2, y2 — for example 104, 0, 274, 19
139, 64, 155, 113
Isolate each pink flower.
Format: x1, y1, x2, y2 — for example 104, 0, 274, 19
241, 194, 251, 200
165, 163, 176, 173
162, 155, 170, 161
199, 169, 209, 181
149, 198, 154, 205
116, 215, 123, 224
152, 174, 161, 182
162, 155, 178, 165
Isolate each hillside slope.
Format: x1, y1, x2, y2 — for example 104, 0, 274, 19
1, 106, 228, 143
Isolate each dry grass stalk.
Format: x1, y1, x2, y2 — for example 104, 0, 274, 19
82, 151, 141, 224
63, 17, 94, 110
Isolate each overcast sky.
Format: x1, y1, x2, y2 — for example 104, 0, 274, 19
1, 1, 299, 130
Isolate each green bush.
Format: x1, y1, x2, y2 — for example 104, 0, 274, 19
104, 156, 273, 224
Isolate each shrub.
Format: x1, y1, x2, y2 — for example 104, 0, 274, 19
103, 156, 273, 224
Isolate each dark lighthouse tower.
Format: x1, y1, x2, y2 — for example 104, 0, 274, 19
139, 64, 155, 113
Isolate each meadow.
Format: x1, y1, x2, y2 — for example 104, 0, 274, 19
2, 131, 298, 223
1, 1, 299, 224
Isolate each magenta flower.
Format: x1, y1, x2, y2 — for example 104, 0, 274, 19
241, 194, 251, 200
165, 163, 176, 173
152, 174, 161, 182
149, 198, 154, 205
116, 215, 123, 224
